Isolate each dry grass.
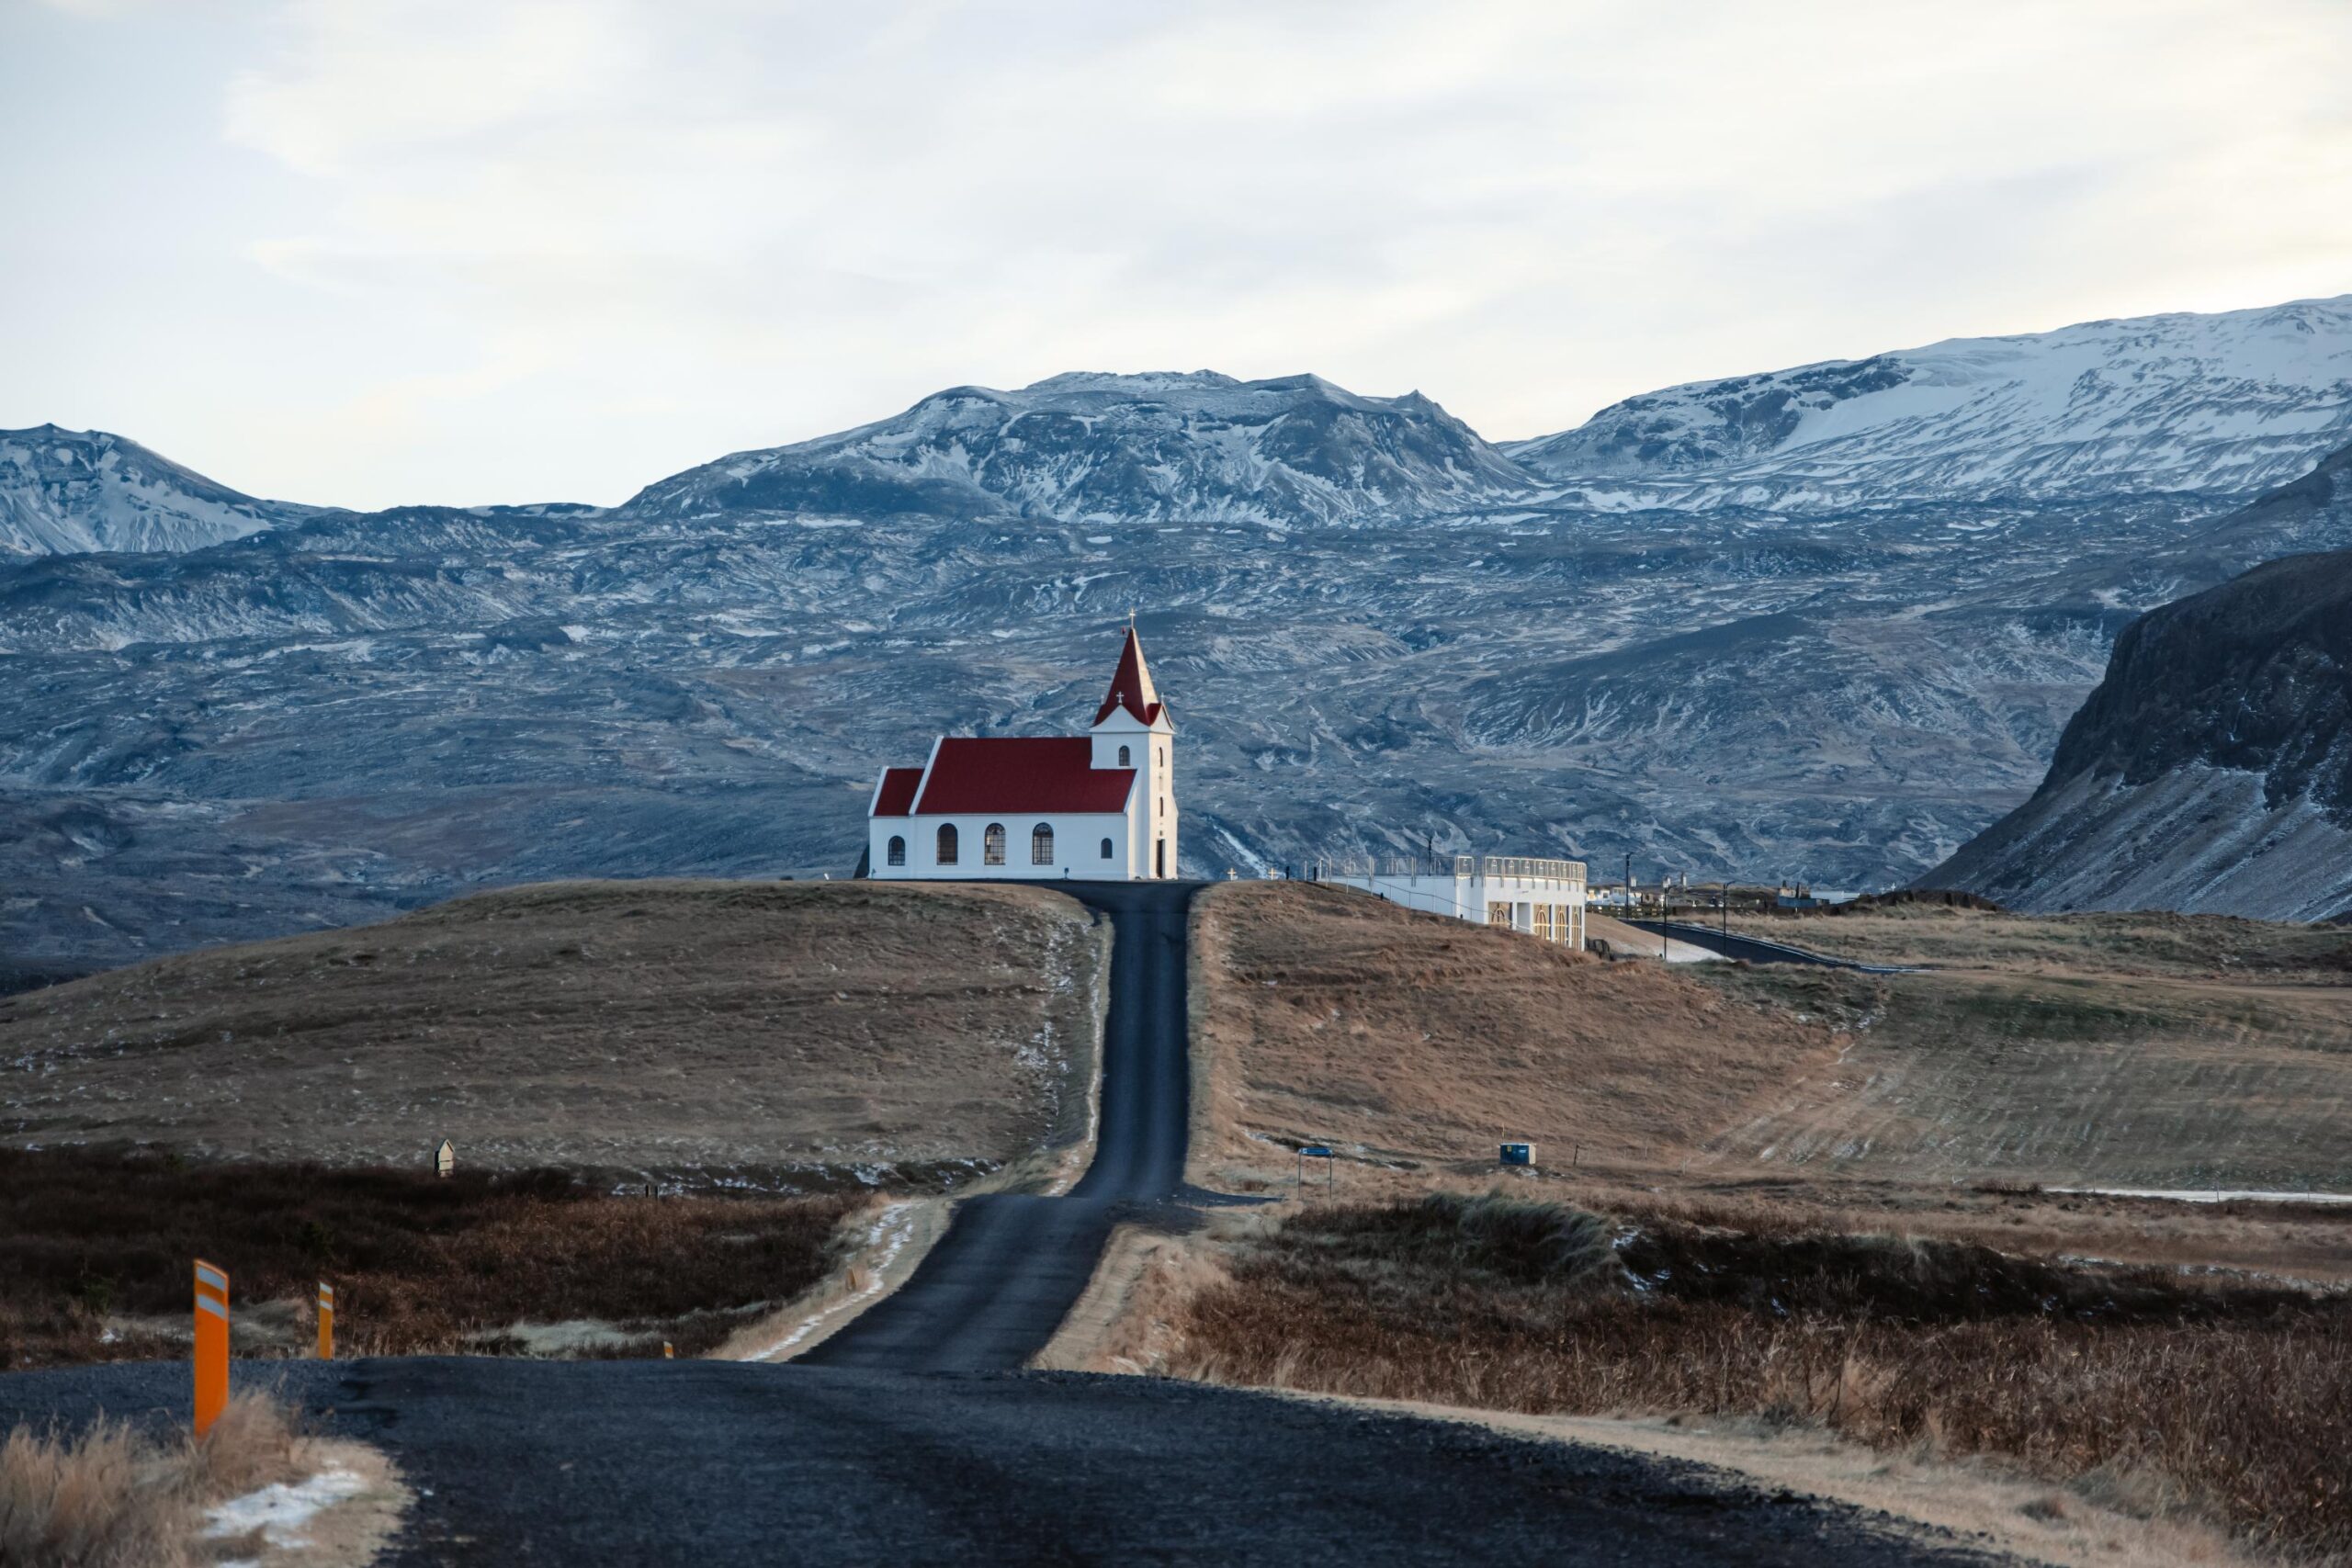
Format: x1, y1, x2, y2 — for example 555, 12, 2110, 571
0, 878, 1106, 1183
1171, 1193, 2352, 1564
1193, 883, 2352, 1214
1188, 882, 1833, 1183
0, 1392, 302, 1568
1724, 904, 2352, 980
1697, 961, 2352, 1192
0, 1147, 856, 1367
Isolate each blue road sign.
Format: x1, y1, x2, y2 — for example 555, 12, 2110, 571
1299, 1145, 1334, 1158
1498, 1143, 1533, 1167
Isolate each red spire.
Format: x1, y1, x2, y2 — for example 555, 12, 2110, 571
1091, 625, 1163, 727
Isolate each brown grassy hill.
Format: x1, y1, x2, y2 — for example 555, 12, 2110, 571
1196, 887, 2352, 1195
1188, 882, 1831, 1184
0, 879, 1105, 1188
1722, 903, 2352, 977
1698, 905, 2352, 1194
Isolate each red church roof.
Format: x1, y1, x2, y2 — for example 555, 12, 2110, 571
870, 766, 925, 818
1091, 626, 1165, 727
914, 737, 1135, 815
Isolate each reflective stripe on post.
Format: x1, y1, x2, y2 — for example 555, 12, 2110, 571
316, 1282, 335, 1359
193, 1258, 230, 1438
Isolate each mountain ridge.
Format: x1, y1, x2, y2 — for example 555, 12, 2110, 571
620, 369, 1531, 527
14, 305, 2352, 963
0, 425, 319, 556
1510, 295, 2352, 509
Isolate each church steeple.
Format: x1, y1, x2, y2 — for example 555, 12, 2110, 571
1091, 624, 1165, 728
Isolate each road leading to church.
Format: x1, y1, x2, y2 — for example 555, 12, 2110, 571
798, 879, 1196, 1372
0, 876, 2006, 1563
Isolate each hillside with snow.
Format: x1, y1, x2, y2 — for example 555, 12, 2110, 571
0, 426, 316, 556
12, 307, 2352, 964
626, 371, 1532, 527
1510, 296, 2352, 509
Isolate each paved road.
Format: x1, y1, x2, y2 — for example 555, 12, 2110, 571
0, 878, 2005, 1563
0, 1359, 2010, 1567
801, 880, 1195, 1371
1623, 919, 1918, 972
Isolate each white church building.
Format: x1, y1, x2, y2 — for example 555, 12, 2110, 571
865, 627, 1180, 881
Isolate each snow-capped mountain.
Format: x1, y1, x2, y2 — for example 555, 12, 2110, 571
1510, 296, 2352, 509
13, 315, 2352, 966
626, 371, 1532, 526
0, 426, 316, 556
1924, 536, 2352, 921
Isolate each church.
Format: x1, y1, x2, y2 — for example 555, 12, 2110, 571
865, 627, 1180, 881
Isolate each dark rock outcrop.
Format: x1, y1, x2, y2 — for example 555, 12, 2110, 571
1923, 546, 2352, 919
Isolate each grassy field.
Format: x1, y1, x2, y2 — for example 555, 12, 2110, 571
0, 879, 1106, 1187
1168, 1193, 2352, 1565
1700, 964, 2352, 1192
1193, 884, 2352, 1208
1150, 884, 2352, 1562
1187, 881, 1833, 1186
1724, 903, 2352, 978
0, 1146, 856, 1367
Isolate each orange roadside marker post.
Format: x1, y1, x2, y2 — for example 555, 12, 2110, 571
193, 1259, 230, 1437
316, 1282, 335, 1359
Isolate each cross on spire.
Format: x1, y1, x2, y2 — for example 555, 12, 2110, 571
1092, 624, 1164, 728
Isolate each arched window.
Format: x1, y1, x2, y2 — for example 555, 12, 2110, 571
936, 824, 958, 864
1031, 823, 1055, 864
983, 823, 1006, 865
1117, 745, 1131, 767
1100, 837, 1114, 860
887, 835, 906, 867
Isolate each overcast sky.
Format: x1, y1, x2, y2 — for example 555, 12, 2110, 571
6, 0, 2351, 510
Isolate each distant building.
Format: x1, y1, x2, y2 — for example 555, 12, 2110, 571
865, 627, 1180, 881
1308, 855, 1587, 947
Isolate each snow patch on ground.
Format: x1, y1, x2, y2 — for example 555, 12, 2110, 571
205, 1465, 370, 1559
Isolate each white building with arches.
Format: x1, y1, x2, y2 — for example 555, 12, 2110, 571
865, 627, 1181, 881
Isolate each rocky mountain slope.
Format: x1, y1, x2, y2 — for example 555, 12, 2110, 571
1924, 537, 2352, 921
1510, 295, 2352, 509
13, 303, 2352, 964
0, 426, 316, 556
628, 371, 1532, 527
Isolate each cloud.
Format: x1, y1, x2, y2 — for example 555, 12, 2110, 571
10, 0, 2352, 506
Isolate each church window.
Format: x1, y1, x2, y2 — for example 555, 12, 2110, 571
887, 835, 906, 867
1100, 837, 1114, 860
1117, 745, 1131, 767
984, 823, 1006, 865
1031, 823, 1054, 864
936, 824, 958, 864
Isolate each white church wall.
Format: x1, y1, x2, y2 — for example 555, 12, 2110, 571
871, 811, 1135, 882
1092, 713, 1178, 879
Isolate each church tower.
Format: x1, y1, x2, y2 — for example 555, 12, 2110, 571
1090, 625, 1179, 878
